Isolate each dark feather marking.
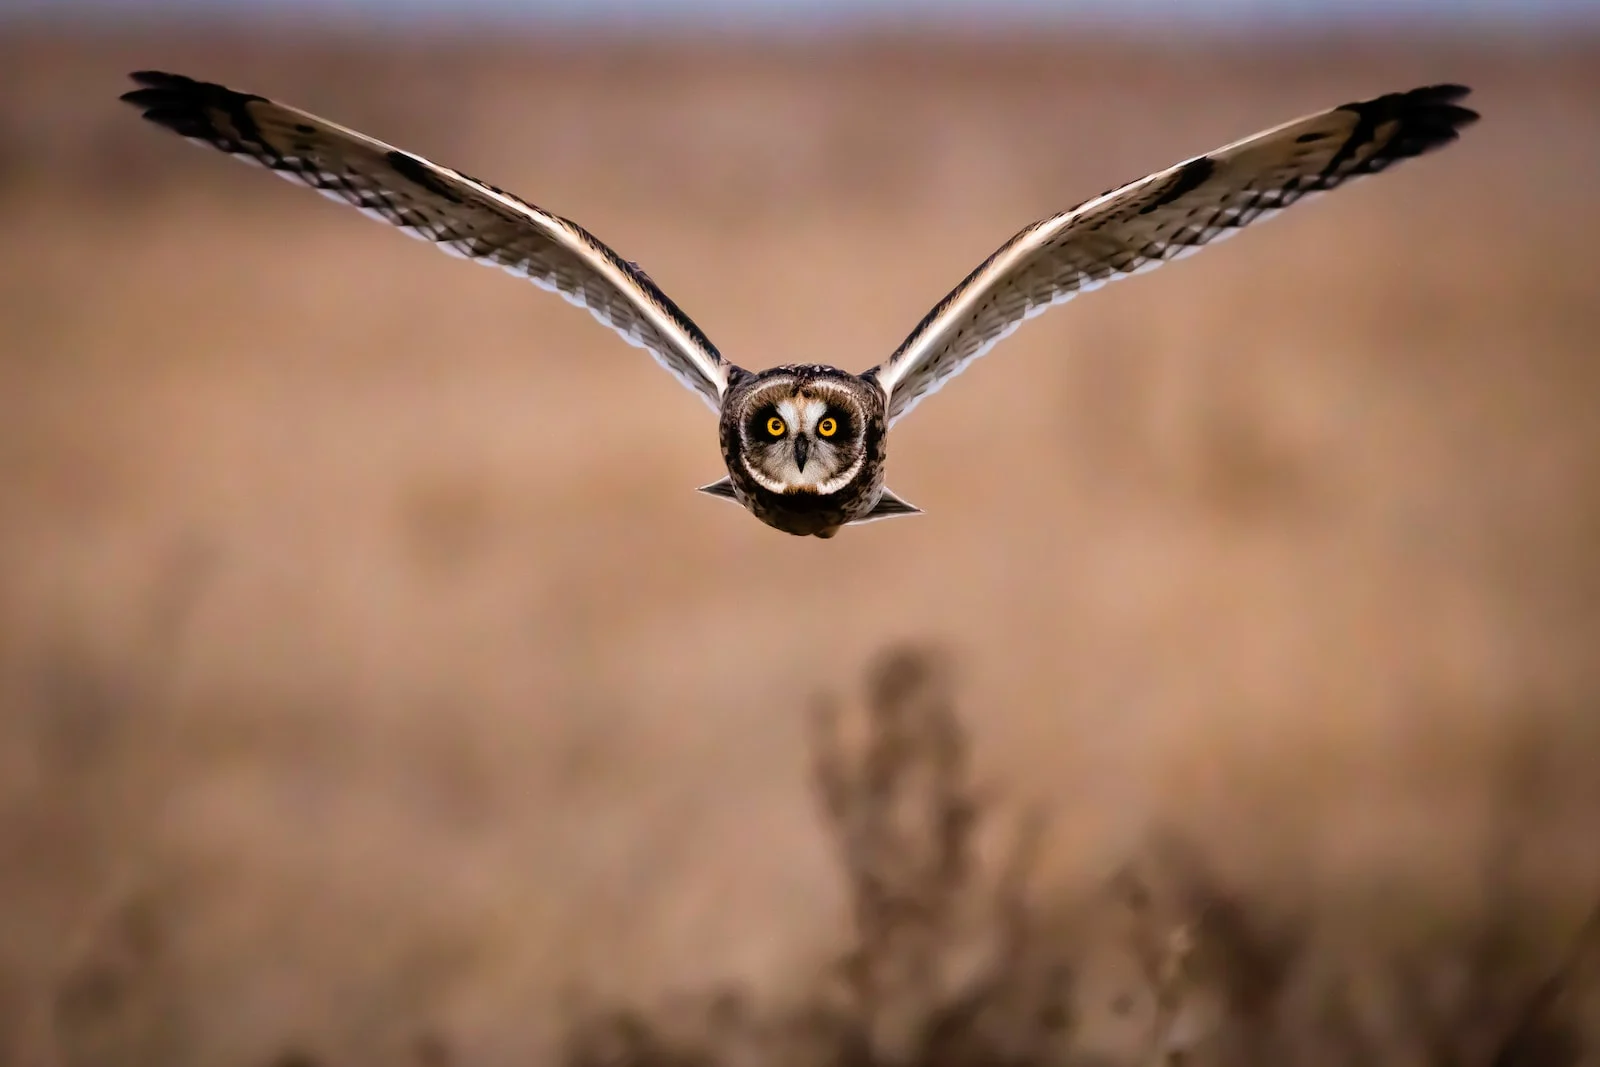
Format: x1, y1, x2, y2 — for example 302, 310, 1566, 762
1324, 103, 1381, 178
1139, 155, 1215, 214
384, 150, 464, 204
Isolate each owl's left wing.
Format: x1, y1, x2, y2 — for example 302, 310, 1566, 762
867, 83, 1477, 426
120, 71, 732, 411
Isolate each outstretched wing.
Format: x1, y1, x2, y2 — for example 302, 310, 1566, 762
120, 71, 732, 411
868, 83, 1478, 426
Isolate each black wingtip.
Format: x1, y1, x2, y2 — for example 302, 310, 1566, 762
1414, 82, 1473, 102
1311, 82, 1479, 182
119, 69, 267, 143
120, 70, 261, 107
1408, 82, 1480, 129
126, 69, 191, 88
1346, 82, 1480, 160
1406, 84, 1479, 157
120, 70, 196, 108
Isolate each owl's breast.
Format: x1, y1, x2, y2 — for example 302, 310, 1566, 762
722, 455, 886, 537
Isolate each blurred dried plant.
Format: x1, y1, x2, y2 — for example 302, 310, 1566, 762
558, 647, 1600, 1067
805, 646, 1064, 1066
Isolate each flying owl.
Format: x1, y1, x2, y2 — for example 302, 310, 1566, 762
120, 72, 1476, 538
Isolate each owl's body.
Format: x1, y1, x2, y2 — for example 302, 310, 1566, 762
711, 364, 896, 538
118, 72, 1479, 538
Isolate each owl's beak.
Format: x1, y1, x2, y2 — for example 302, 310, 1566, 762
793, 435, 810, 473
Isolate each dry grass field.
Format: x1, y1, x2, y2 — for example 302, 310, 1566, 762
2, 22, 1599, 1066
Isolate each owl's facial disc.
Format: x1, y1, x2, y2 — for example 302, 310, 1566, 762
743, 387, 865, 495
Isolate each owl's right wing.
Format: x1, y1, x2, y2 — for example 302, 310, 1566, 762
120, 71, 733, 412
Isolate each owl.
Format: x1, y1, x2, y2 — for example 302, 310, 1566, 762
121, 72, 1476, 538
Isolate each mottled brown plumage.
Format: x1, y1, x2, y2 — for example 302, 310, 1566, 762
120, 72, 1476, 538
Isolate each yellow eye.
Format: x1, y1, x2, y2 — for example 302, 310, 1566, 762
818, 416, 838, 438
765, 416, 786, 437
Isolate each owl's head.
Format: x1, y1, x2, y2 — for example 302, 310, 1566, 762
733, 370, 879, 495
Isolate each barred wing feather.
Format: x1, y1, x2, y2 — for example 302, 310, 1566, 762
121, 71, 731, 411
868, 84, 1477, 426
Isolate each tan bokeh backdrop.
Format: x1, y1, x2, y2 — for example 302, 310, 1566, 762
1, 25, 1597, 1065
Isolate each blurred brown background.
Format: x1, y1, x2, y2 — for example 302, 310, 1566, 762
2, 15, 1599, 1066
